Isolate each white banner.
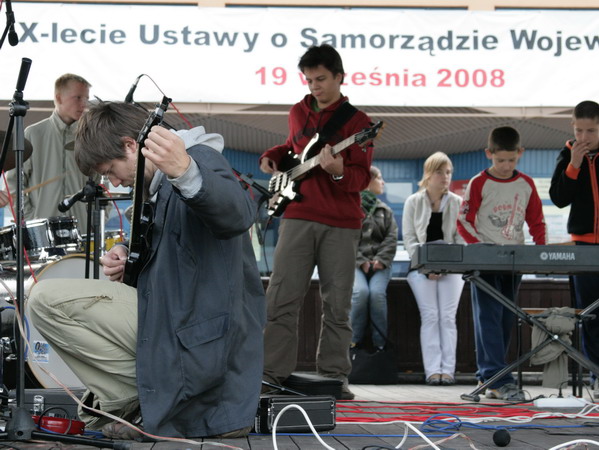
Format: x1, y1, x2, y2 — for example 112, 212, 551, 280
1, 4, 599, 107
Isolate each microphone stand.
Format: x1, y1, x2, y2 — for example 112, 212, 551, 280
59, 179, 114, 280
86, 181, 110, 280
0, 59, 125, 449
0, 0, 17, 50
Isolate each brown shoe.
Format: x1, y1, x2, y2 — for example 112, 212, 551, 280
425, 374, 442, 386
440, 374, 455, 386
101, 421, 143, 440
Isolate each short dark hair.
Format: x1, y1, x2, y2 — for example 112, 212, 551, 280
573, 100, 599, 121
488, 126, 521, 153
298, 44, 345, 83
75, 102, 148, 176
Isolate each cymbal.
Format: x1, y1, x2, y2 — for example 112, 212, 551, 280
0, 130, 33, 171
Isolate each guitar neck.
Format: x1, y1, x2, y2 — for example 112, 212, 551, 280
288, 134, 356, 180
128, 96, 170, 254
128, 155, 145, 252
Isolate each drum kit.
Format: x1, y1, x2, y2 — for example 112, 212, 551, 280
0, 216, 127, 390
1, 126, 131, 391
2, 124, 128, 391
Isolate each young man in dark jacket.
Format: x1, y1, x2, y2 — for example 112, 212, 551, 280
259, 44, 374, 400
550, 100, 599, 398
28, 102, 266, 439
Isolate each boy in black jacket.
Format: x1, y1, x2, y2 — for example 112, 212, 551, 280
549, 100, 599, 398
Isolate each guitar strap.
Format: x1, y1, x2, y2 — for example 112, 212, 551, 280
317, 101, 358, 145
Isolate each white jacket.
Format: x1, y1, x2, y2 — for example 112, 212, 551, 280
402, 189, 465, 261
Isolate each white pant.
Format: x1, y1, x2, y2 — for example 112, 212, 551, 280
407, 271, 464, 378
27, 278, 139, 429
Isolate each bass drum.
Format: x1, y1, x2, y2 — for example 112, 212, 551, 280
25, 254, 108, 389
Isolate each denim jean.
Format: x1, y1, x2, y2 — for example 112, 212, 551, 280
350, 267, 391, 349
572, 242, 599, 378
471, 272, 522, 389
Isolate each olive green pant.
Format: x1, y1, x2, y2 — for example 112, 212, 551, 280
263, 218, 360, 384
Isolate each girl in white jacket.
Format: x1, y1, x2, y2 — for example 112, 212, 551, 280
403, 152, 465, 386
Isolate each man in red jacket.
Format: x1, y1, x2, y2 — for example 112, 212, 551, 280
259, 44, 374, 400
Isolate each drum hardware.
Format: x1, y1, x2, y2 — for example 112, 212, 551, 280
1, 337, 15, 361
0, 59, 116, 447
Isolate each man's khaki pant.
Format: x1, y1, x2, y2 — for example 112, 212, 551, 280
27, 278, 139, 429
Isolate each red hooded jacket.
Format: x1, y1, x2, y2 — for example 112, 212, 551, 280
260, 94, 374, 229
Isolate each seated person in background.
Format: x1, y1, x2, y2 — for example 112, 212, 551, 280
457, 126, 547, 401
27, 102, 266, 439
403, 151, 464, 386
351, 166, 398, 351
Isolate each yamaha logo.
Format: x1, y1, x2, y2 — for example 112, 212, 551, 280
540, 251, 576, 261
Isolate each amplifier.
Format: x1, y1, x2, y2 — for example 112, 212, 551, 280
254, 395, 336, 434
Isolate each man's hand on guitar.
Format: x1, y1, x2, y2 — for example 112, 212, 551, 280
260, 157, 277, 174
143, 126, 191, 179
100, 245, 128, 282
319, 144, 344, 178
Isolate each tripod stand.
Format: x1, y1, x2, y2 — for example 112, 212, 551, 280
0, 58, 127, 449
460, 272, 599, 402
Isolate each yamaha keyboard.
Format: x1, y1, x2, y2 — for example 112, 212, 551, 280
413, 243, 599, 274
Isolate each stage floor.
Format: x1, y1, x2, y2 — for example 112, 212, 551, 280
1, 381, 599, 449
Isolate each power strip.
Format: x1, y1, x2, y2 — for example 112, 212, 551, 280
533, 396, 589, 408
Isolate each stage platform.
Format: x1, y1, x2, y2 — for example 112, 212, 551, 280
1, 380, 598, 449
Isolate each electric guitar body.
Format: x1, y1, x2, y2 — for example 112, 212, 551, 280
267, 121, 384, 217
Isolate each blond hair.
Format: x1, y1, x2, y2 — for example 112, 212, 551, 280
55, 73, 91, 94
418, 151, 453, 192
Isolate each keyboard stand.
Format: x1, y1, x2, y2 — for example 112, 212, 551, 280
574, 300, 599, 397
460, 271, 599, 402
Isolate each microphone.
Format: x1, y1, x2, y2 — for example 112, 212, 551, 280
58, 190, 86, 213
492, 429, 511, 447
6, 0, 19, 46
15, 57, 32, 93
58, 182, 96, 212
124, 74, 143, 103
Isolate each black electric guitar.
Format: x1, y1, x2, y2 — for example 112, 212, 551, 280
267, 121, 384, 217
123, 96, 170, 287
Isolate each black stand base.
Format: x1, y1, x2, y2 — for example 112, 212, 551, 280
460, 392, 481, 402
